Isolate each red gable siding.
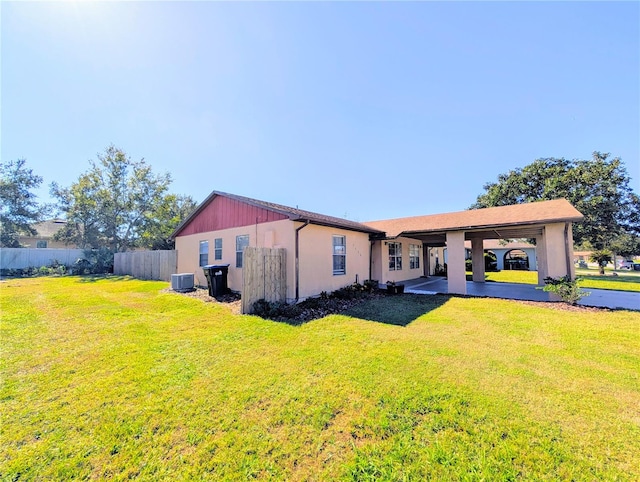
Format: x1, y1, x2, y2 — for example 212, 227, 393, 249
178, 195, 289, 236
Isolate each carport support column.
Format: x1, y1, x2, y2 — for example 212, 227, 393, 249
536, 229, 549, 286
446, 231, 467, 295
538, 223, 572, 285
536, 223, 574, 302
471, 238, 485, 282
566, 223, 576, 280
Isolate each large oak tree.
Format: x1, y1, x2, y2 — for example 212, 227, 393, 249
137, 194, 197, 250
0, 159, 47, 247
471, 152, 640, 253
51, 145, 175, 252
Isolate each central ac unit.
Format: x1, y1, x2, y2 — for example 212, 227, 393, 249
171, 273, 194, 292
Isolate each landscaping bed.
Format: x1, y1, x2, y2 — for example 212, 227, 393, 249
166, 282, 387, 323
169, 284, 612, 323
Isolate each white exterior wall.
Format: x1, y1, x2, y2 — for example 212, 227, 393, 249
427, 246, 446, 275
493, 248, 537, 271
438, 246, 538, 272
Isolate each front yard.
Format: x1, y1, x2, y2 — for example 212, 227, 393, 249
1, 276, 639, 480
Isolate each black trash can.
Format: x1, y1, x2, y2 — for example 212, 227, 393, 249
202, 264, 230, 297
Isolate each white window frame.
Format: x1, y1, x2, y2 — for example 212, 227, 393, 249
236, 235, 249, 268
333, 235, 346, 275
410, 244, 420, 270
389, 242, 402, 271
214, 238, 222, 261
199, 240, 209, 267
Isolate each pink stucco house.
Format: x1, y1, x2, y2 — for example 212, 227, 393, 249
172, 191, 583, 301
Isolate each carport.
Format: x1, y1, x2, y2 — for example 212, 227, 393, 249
365, 199, 584, 295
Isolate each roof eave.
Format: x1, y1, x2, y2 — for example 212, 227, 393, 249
220, 191, 301, 220
171, 191, 385, 239
170, 190, 221, 240
293, 217, 384, 235
390, 216, 584, 238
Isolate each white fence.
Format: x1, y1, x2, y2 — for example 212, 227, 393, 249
114, 250, 176, 281
0, 248, 86, 270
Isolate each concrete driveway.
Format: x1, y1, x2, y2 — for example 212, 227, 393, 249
394, 277, 639, 311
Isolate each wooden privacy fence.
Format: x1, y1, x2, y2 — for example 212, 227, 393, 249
242, 247, 287, 314
114, 250, 176, 281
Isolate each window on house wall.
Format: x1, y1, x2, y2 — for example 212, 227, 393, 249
333, 235, 346, 275
389, 242, 402, 270
236, 235, 249, 268
36, 240, 47, 249
214, 238, 222, 260
410, 244, 420, 269
199, 240, 209, 266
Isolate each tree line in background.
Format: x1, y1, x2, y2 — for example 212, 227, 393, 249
1, 147, 639, 265
471, 151, 640, 261
1, 145, 197, 253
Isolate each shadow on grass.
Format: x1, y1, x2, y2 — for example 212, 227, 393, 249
580, 274, 640, 284
76, 274, 133, 283
465, 274, 498, 282
343, 294, 450, 326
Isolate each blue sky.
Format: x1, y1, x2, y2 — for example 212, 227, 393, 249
2, 1, 638, 222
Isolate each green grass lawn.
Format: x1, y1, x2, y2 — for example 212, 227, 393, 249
481, 270, 539, 285
2, 276, 639, 480
476, 269, 640, 292
575, 268, 640, 292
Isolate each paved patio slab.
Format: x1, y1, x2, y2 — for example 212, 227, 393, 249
389, 277, 639, 311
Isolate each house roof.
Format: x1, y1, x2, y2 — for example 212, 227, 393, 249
172, 191, 384, 238
28, 219, 68, 238
363, 199, 584, 238
173, 194, 583, 241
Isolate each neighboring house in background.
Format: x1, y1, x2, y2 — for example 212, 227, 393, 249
482, 240, 537, 271
473, 240, 535, 271
574, 251, 640, 270
427, 239, 537, 273
17, 219, 77, 249
573, 250, 593, 268
2, 219, 84, 272
172, 191, 583, 302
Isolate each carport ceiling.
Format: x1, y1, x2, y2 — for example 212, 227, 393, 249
403, 225, 544, 246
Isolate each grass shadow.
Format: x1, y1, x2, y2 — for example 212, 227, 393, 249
580, 274, 640, 284
76, 274, 134, 283
343, 293, 450, 326
465, 274, 498, 282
